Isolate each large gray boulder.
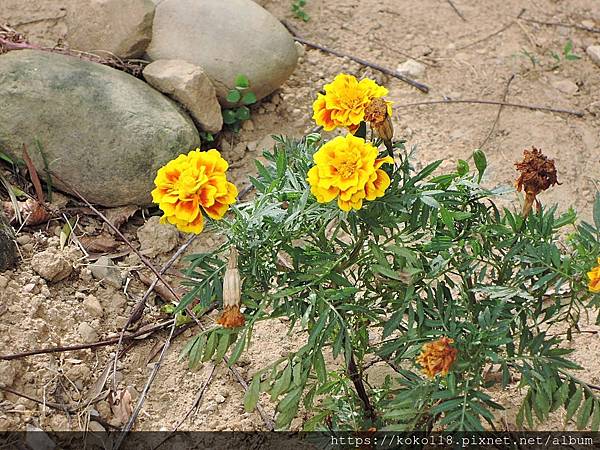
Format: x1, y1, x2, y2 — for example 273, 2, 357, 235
146, 0, 298, 102
0, 50, 201, 206
0, 0, 155, 59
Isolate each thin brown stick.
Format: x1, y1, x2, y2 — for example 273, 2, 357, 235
0, 384, 72, 412
281, 20, 429, 93
456, 9, 525, 51
112, 234, 197, 390
396, 99, 584, 117
348, 352, 375, 421
479, 73, 515, 149
521, 17, 600, 34
445, 0, 466, 21
0, 320, 174, 360
151, 363, 217, 450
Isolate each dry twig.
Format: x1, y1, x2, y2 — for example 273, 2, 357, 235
281, 20, 430, 93
521, 17, 600, 34
0, 320, 174, 360
396, 99, 584, 117
456, 9, 525, 50
479, 74, 515, 149
445, 0, 467, 21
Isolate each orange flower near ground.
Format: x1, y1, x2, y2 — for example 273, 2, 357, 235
312, 73, 389, 133
416, 336, 458, 379
307, 134, 393, 211
151, 149, 237, 234
588, 258, 600, 293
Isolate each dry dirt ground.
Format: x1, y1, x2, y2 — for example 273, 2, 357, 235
1, 0, 600, 435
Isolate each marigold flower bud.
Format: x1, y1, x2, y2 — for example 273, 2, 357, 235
364, 97, 394, 143
217, 247, 245, 328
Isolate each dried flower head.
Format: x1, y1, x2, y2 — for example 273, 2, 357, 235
364, 97, 394, 143
588, 258, 600, 293
515, 147, 559, 217
217, 247, 245, 328
416, 336, 458, 379
312, 73, 388, 133
151, 149, 238, 234
307, 134, 393, 211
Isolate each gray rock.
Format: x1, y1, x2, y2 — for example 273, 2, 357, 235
552, 79, 578, 95
90, 256, 122, 289
78, 322, 98, 343
0, 361, 16, 386
66, 0, 155, 59
587, 45, 600, 67
143, 59, 223, 133
146, 0, 298, 102
31, 248, 73, 282
396, 59, 426, 78
0, 50, 200, 207
214, 394, 226, 404
137, 215, 179, 257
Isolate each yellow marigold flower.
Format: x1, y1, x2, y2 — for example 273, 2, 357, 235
588, 258, 600, 293
312, 73, 389, 132
307, 134, 393, 211
151, 149, 237, 234
416, 336, 458, 379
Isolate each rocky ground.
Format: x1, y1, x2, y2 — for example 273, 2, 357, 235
1, 0, 600, 435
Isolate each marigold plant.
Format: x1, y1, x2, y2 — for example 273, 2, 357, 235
170, 75, 600, 433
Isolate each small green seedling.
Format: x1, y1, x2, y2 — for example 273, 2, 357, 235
291, 0, 310, 22
222, 74, 258, 132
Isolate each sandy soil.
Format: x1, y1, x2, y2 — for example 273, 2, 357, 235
1, 0, 600, 434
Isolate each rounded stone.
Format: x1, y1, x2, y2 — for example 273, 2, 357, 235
0, 50, 200, 206
146, 0, 298, 102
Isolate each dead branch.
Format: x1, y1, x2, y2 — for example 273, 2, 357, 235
396, 99, 584, 117
445, 0, 466, 21
479, 73, 515, 149
0, 320, 174, 360
456, 9, 525, 50
281, 20, 430, 93
521, 17, 600, 34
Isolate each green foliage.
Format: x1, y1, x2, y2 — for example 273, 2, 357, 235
222, 74, 257, 132
176, 136, 600, 431
291, 0, 310, 22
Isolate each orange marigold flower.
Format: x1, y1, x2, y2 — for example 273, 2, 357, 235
312, 73, 389, 132
151, 149, 237, 234
307, 134, 393, 211
416, 336, 458, 379
588, 258, 600, 293
515, 147, 559, 218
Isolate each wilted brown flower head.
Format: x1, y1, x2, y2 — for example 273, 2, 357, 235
515, 147, 559, 217
416, 336, 458, 379
364, 97, 394, 143
515, 147, 559, 196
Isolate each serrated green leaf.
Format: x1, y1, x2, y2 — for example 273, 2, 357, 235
244, 375, 261, 412
270, 362, 292, 401
591, 402, 600, 431
189, 334, 206, 369
565, 387, 583, 425
214, 332, 230, 363
227, 335, 245, 367
577, 395, 593, 430
202, 331, 218, 362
